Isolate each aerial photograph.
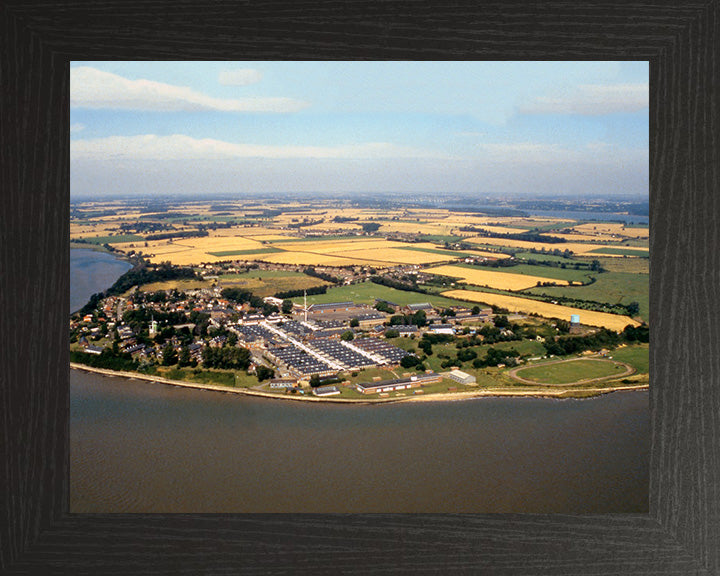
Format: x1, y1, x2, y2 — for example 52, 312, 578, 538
70, 61, 649, 513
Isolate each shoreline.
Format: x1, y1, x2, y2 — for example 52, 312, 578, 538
70, 363, 648, 404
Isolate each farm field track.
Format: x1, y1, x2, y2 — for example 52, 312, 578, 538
426, 264, 572, 290
441, 289, 641, 331
507, 357, 635, 386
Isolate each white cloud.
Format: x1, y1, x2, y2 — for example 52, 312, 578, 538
218, 68, 263, 86
70, 123, 85, 133
70, 66, 307, 112
70, 134, 445, 161
520, 83, 649, 115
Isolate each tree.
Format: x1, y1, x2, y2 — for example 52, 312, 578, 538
282, 299, 294, 314
309, 374, 321, 387
256, 365, 275, 382
412, 310, 427, 327
493, 315, 510, 328
400, 355, 420, 368
384, 329, 399, 339
177, 346, 191, 367
418, 339, 433, 356
361, 222, 381, 233
471, 305, 481, 315
626, 301, 640, 316
341, 330, 354, 341
349, 317, 360, 328
162, 343, 178, 366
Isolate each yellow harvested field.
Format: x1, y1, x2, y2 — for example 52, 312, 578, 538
269, 239, 401, 253
441, 290, 641, 331
331, 248, 448, 265
464, 236, 648, 255
548, 232, 622, 242
426, 265, 570, 291
573, 223, 649, 239
256, 251, 388, 268
304, 222, 363, 231
378, 221, 458, 234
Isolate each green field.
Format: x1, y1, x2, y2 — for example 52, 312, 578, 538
290, 281, 472, 308
523, 271, 649, 321
589, 257, 649, 274
607, 344, 649, 373
513, 358, 629, 385
79, 234, 144, 244
514, 252, 578, 263
588, 247, 649, 257
454, 262, 595, 283
208, 247, 283, 257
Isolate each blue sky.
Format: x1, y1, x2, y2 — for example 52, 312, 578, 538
70, 61, 648, 198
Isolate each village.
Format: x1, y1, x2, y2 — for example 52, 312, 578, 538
70, 273, 499, 398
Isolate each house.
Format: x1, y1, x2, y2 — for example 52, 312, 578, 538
402, 302, 433, 314
429, 324, 455, 335
313, 385, 341, 397
444, 369, 476, 385
355, 372, 442, 395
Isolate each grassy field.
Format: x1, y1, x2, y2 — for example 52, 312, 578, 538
512, 358, 630, 385
291, 281, 472, 308
79, 234, 144, 244
513, 251, 580, 263
523, 271, 649, 322
454, 262, 595, 283
590, 257, 649, 274
588, 247, 649, 257
608, 343, 649, 373
216, 271, 327, 297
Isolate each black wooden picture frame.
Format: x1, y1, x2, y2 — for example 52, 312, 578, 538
1, 1, 718, 574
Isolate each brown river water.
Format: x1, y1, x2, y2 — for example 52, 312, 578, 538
70, 369, 648, 513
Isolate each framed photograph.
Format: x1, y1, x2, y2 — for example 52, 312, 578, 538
2, 1, 718, 574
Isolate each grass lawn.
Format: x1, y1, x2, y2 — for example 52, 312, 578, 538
216, 271, 328, 297
587, 247, 649, 257
290, 281, 472, 308
79, 234, 144, 244
512, 358, 629, 385
138, 278, 213, 292
607, 343, 649, 373
523, 271, 649, 322
514, 251, 581, 263
588, 257, 649, 274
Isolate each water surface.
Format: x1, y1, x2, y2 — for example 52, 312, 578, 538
71, 369, 649, 513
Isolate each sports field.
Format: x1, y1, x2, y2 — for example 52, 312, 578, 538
510, 358, 633, 385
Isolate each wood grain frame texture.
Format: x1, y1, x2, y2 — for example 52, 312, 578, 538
0, 1, 718, 574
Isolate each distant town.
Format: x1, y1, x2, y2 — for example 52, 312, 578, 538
70, 196, 649, 401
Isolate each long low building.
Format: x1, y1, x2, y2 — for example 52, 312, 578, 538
355, 372, 442, 395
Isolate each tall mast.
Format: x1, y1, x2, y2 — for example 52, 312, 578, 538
304, 289, 307, 322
